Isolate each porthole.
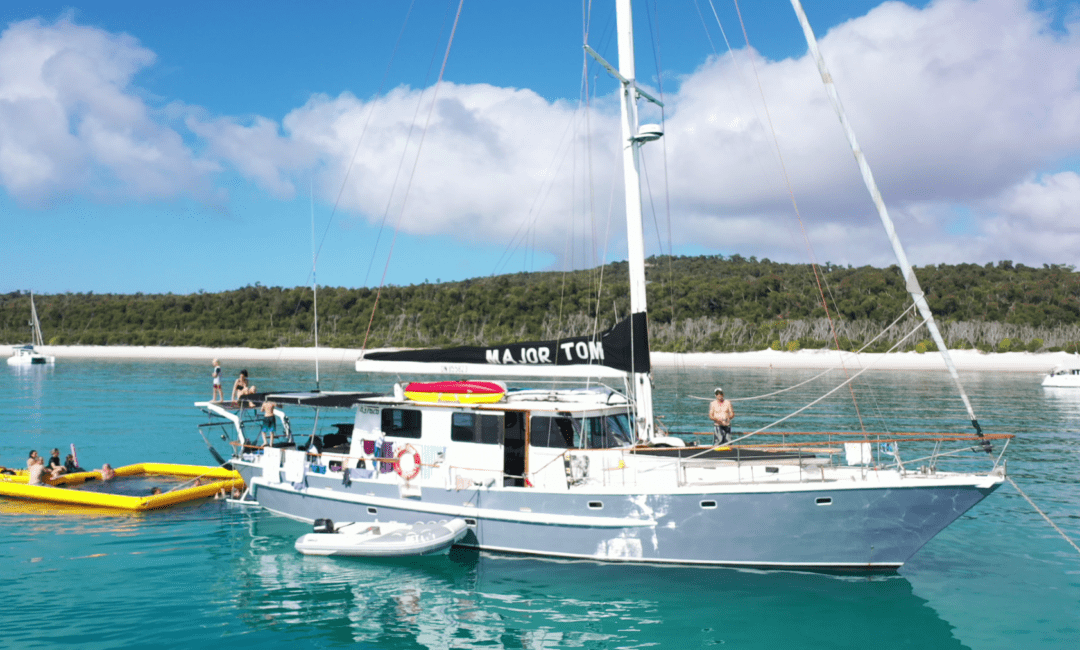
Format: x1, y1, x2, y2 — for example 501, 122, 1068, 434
367, 506, 378, 515
700, 500, 717, 509
816, 497, 832, 506
765, 466, 779, 474
464, 518, 477, 526
588, 501, 604, 510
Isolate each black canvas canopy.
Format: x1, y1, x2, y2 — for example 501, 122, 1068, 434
364, 313, 650, 374
265, 391, 383, 408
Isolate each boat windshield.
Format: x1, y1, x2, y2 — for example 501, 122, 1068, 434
530, 413, 634, 449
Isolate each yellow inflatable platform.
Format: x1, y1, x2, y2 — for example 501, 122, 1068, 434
0, 463, 244, 511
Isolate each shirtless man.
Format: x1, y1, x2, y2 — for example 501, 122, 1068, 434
708, 387, 735, 445
260, 401, 278, 446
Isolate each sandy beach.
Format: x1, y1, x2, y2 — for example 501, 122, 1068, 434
16, 344, 1073, 372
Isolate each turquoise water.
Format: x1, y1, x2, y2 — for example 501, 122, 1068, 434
3, 358, 1078, 649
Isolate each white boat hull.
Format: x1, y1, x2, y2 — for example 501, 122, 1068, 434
6, 351, 55, 366
1042, 373, 1080, 387
259, 466, 1003, 569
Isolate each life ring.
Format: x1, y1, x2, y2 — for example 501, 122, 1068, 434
395, 445, 422, 481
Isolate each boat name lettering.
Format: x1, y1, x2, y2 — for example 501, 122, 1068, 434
483, 341, 603, 365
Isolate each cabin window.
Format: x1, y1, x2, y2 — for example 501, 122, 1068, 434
530, 416, 576, 448
451, 413, 476, 442
585, 414, 634, 449
452, 413, 503, 444
381, 408, 422, 439
479, 414, 503, 445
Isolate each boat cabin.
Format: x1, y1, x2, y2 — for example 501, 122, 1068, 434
199, 385, 638, 491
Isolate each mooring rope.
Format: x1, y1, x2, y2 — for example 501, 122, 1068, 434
1007, 476, 1080, 556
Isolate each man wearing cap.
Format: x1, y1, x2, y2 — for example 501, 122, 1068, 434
709, 388, 734, 445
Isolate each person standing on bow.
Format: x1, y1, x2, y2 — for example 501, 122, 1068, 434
709, 387, 734, 446
212, 359, 223, 402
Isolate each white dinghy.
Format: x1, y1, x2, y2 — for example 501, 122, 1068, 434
295, 518, 469, 557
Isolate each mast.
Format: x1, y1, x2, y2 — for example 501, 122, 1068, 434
310, 182, 320, 391
614, 0, 655, 441
789, 0, 988, 449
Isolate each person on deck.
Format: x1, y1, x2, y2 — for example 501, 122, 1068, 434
709, 387, 735, 446
260, 400, 278, 446
212, 359, 223, 401
232, 369, 256, 404
27, 449, 40, 469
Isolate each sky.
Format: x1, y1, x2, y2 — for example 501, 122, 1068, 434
1, 0, 1079, 295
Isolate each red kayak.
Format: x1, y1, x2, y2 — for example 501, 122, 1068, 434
404, 381, 506, 404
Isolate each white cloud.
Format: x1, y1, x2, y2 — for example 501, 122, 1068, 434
1, 1, 1078, 270
657, 0, 1080, 266
971, 171, 1080, 265
0, 17, 216, 206
278, 83, 617, 260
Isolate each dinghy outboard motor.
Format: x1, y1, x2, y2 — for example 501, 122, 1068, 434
313, 518, 335, 534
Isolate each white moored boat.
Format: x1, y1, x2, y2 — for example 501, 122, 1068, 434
7, 291, 55, 366
196, 0, 1012, 569
295, 518, 469, 557
1042, 361, 1080, 387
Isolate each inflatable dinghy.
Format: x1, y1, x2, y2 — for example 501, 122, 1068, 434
295, 518, 469, 557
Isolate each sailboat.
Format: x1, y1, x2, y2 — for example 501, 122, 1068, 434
7, 291, 55, 366
196, 0, 1010, 568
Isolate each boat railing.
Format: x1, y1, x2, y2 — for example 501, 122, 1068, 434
639, 430, 1013, 488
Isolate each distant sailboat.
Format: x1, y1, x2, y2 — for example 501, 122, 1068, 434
7, 291, 55, 366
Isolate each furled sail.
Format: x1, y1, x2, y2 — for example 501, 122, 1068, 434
363, 313, 649, 374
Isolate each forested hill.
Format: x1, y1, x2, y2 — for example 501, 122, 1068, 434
3, 256, 1079, 353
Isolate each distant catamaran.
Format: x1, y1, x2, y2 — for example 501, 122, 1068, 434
7, 291, 55, 366
196, 0, 1011, 568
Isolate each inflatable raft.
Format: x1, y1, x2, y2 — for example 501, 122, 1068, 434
0, 463, 244, 511
295, 518, 469, 557
404, 381, 506, 404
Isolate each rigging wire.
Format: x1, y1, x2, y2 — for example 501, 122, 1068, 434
278, 1, 419, 383
361, 0, 466, 353
687, 303, 918, 403
1007, 477, 1080, 557
729, 0, 867, 435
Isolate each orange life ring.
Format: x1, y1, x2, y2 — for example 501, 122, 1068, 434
395, 445, 422, 481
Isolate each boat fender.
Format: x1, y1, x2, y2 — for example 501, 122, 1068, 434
395, 445, 422, 481
313, 518, 335, 534
342, 467, 352, 488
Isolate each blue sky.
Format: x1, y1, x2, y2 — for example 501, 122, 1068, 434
2, 0, 1079, 295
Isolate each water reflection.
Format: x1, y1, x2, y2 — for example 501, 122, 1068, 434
227, 510, 968, 649
7, 362, 53, 433
1041, 386, 1080, 424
